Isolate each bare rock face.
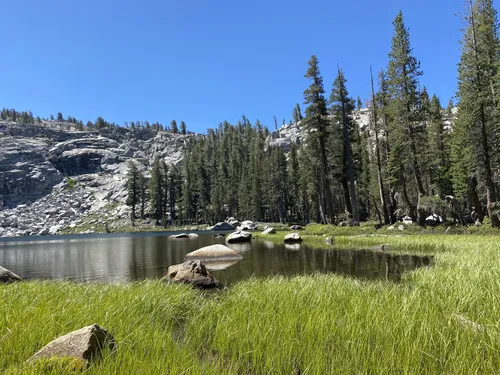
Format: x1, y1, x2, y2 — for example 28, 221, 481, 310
0, 265, 22, 283
226, 230, 252, 243
162, 260, 219, 288
30, 324, 114, 365
185, 244, 243, 260
284, 233, 303, 243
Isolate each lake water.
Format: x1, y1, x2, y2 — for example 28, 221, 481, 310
0, 232, 432, 285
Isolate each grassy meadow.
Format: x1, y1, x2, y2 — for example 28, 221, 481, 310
1, 232, 500, 374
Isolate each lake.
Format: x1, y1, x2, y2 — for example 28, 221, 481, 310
0, 232, 432, 285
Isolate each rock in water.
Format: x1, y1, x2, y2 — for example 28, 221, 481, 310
211, 222, 235, 231
169, 233, 189, 239
30, 324, 114, 365
0, 266, 22, 283
284, 233, 302, 243
226, 230, 252, 243
162, 260, 219, 288
185, 244, 243, 260
262, 227, 276, 234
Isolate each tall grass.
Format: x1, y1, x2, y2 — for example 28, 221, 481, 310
2, 235, 500, 374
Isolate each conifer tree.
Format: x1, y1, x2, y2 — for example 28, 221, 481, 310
302, 55, 334, 224
150, 157, 164, 225
180, 121, 187, 135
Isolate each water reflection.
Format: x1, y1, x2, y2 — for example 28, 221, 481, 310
0, 234, 432, 285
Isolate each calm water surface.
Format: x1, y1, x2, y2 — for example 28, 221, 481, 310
0, 232, 432, 285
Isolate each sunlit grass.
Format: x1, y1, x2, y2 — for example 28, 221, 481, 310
2, 235, 500, 374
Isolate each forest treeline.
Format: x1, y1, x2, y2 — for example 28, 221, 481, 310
3, 2, 499, 228
127, 2, 500, 228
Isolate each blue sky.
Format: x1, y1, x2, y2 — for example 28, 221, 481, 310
1, 0, 469, 132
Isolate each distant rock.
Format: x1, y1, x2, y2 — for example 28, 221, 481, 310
162, 260, 219, 288
30, 324, 114, 365
426, 214, 444, 225
262, 227, 276, 234
338, 221, 348, 227
169, 233, 189, 239
398, 225, 405, 231
212, 222, 235, 231
185, 244, 243, 260
238, 220, 257, 231
0, 266, 22, 283
290, 225, 302, 230
402, 216, 413, 225
324, 236, 334, 245
284, 233, 302, 243
226, 230, 252, 243
188, 233, 199, 238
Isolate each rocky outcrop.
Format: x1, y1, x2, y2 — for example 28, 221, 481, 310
30, 324, 114, 365
0, 137, 63, 208
0, 121, 190, 237
162, 260, 219, 288
0, 265, 22, 283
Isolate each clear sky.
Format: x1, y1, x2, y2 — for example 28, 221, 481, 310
1, 0, 470, 132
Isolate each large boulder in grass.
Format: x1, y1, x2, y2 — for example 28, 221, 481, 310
162, 260, 219, 288
262, 227, 276, 235
30, 324, 114, 365
238, 220, 257, 231
0, 266, 22, 283
226, 230, 252, 243
185, 244, 243, 260
212, 222, 235, 231
284, 233, 302, 243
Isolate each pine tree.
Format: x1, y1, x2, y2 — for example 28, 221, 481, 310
302, 55, 334, 224
387, 11, 426, 219
126, 161, 140, 223
57, 112, 63, 121
171, 120, 178, 134
330, 68, 360, 225
292, 103, 303, 124
180, 121, 187, 135
357, 96, 363, 111
150, 157, 164, 225
452, 0, 500, 226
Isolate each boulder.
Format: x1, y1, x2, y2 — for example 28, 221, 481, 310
169, 233, 189, 239
290, 225, 303, 230
162, 260, 219, 288
324, 236, 334, 245
425, 214, 444, 226
48, 225, 61, 235
338, 221, 348, 227
284, 233, 302, 243
0, 266, 22, 283
398, 225, 405, 231
226, 217, 241, 227
237, 220, 257, 231
226, 230, 252, 243
262, 227, 276, 235
188, 233, 199, 238
30, 324, 114, 365
402, 216, 413, 225
185, 244, 243, 260
211, 222, 235, 231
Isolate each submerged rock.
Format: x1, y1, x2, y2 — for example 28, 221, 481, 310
284, 233, 302, 243
262, 227, 276, 235
30, 324, 114, 365
185, 244, 243, 260
0, 266, 22, 283
162, 260, 219, 288
226, 230, 252, 243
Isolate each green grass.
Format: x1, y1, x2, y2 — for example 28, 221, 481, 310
2, 235, 500, 374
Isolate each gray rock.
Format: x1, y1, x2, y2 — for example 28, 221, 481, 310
290, 225, 303, 230
262, 227, 276, 235
226, 230, 252, 243
212, 222, 235, 231
185, 244, 243, 260
324, 236, 334, 245
38, 227, 50, 236
169, 233, 190, 239
398, 224, 405, 231
0, 266, 22, 283
48, 225, 61, 235
30, 324, 114, 364
162, 260, 219, 288
284, 233, 302, 243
